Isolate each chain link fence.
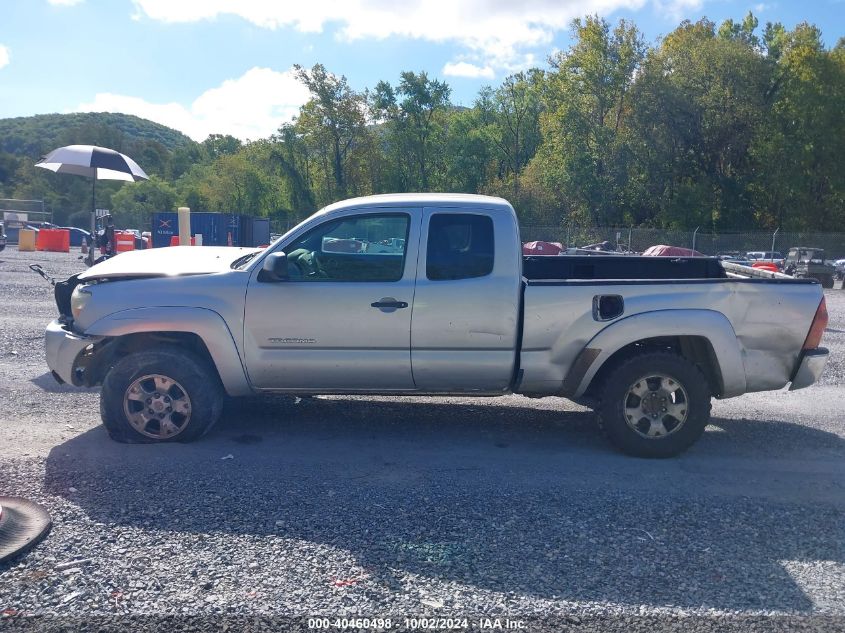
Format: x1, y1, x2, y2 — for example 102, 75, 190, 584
520, 225, 845, 259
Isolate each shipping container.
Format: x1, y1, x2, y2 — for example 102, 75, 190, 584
150, 212, 270, 248
239, 216, 271, 248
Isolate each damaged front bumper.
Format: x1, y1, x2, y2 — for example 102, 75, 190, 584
789, 348, 829, 391
45, 319, 100, 386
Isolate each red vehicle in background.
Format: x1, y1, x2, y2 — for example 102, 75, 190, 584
522, 240, 564, 255
642, 245, 704, 257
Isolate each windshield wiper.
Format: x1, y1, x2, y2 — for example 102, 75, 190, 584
231, 252, 260, 269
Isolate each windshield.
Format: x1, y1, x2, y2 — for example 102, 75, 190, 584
799, 250, 824, 263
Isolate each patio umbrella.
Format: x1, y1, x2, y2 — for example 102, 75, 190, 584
35, 145, 149, 259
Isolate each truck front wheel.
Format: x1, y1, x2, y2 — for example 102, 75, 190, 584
596, 352, 711, 458
100, 347, 223, 443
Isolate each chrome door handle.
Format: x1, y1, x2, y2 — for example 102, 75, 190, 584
371, 299, 408, 309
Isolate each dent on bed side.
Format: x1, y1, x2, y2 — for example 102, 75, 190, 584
563, 309, 746, 399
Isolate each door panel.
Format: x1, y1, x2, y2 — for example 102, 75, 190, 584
410, 208, 522, 392
244, 210, 420, 391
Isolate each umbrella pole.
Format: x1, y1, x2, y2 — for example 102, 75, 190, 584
88, 178, 96, 265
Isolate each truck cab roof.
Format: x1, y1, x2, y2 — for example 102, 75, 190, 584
320, 193, 513, 216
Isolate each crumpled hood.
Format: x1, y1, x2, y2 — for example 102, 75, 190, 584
78, 246, 262, 281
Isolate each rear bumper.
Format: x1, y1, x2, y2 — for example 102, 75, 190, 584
789, 348, 829, 390
45, 319, 97, 386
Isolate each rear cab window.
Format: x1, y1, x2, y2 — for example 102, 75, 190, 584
426, 214, 494, 280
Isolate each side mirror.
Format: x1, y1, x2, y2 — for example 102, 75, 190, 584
259, 252, 289, 282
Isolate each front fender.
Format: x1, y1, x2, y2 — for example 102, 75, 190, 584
568, 309, 746, 399
85, 306, 253, 396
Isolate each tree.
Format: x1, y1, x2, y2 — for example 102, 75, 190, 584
294, 64, 368, 202
441, 105, 494, 193
397, 71, 451, 190
110, 176, 177, 230
484, 70, 544, 196
749, 23, 845, 230
202, 134, 243, 160
626, 17, 770, 229
531, 16, 645, 225
370, 72, 451, 191
269, 124, 316, 216
717, 11, 760, 48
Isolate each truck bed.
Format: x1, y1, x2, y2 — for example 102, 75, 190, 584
523, 255, 727, 281
517, 267, 822, 400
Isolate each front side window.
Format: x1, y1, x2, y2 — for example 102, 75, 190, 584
285, 214, 409, 282
426, 214, 494, 280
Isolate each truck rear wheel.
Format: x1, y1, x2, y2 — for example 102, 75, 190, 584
100, 347, 223, 443
596, 352, 711, 458
816, 274, 834, 289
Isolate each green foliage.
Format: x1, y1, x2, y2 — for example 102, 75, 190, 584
2, 13, 845, 233
627, 18, 770, 229
532, 16, 645, 225
110, 176, 177, 229
370, 71, 452, 191
293, 63, 369, 203
750, 22, 845, 230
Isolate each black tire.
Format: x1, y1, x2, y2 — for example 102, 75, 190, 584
820, 274, 834, 289
596, 352, 711, 458
100, 347, 223, 443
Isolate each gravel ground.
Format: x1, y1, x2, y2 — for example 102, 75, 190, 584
0, 248, 844, 632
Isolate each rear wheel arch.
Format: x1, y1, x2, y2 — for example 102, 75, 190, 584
568, 310, 744, 401
583, 335, 724, 401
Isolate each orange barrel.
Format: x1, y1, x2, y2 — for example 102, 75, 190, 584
169, 235, 195, 246
36, 229, 71, 253
115, 232, 136, 253
18, 229, 36, 252
56, 229, 70, 252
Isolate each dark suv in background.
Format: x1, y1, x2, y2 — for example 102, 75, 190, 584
783, 247, 835, 288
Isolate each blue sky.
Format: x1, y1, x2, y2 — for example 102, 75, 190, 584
0, 0, 842, 142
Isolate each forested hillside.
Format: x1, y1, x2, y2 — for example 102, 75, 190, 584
1, 13, 843, 233
0, 112, 195, 158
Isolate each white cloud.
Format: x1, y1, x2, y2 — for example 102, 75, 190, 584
75, 67, 311, 141
652, 0, 703, 20
443, 61, 495, 79
0, 45, 8, 70
48, 0, 85, 6
131, 0, 660, 71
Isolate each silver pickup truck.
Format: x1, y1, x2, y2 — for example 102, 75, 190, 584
44, 194, 829, 457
